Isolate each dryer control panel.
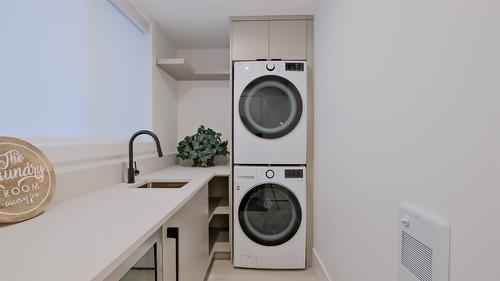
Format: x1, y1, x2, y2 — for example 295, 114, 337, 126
285, 169, 304, 178
235, 166, 306, 181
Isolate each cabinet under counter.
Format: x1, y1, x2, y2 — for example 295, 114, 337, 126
0, 165, 229, 281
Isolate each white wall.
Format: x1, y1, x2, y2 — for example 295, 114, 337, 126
175, 48, 231, 163
150, 18, 178, 155
177, 48, 230, 75
177, 80, 230, 141
176, 79, 231, 166
314, 2, 500, 281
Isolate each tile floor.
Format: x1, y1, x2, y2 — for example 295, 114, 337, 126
207, 260, 319, 281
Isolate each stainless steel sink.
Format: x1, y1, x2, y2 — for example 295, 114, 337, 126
137, 181, 189, 189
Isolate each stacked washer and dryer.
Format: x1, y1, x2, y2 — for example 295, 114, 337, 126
233, 61, 308, 269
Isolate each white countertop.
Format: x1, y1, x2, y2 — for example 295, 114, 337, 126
0, 165, 230, 281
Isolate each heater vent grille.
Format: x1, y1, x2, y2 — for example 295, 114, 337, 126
401, 231, 433, 281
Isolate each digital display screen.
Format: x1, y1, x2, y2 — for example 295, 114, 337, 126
285, 63, 304, 71
285, 169, 303, 178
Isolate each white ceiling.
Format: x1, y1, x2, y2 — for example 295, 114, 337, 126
136, 0, 319, 49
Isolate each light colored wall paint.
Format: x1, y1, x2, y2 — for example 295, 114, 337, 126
150, 21, 178, 155
314, 2, 500, 281
312, 248, 332, 281
177, 48, 230, 74
52, 155, 176, 203
177, 80, 230, 143
136, 0, 318, 48
175, 48, 231, 148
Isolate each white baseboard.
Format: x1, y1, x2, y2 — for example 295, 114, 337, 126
312, 248, 333, 281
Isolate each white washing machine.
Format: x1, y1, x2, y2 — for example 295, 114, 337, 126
233, 166, 306, 269
233, 61, 307, 165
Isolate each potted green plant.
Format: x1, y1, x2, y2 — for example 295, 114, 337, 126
176, 125, 229, 167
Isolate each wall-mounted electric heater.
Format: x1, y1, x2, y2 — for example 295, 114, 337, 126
399, 203, 450, 281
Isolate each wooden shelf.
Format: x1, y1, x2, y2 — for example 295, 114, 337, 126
156, 58, 229, 81
209, 197, 229, 222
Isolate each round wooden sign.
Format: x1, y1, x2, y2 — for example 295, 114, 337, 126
0, 137, 56, 223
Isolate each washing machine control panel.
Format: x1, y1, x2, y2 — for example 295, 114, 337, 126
285, 62, 304, 72
246, 167, 306, 180
284, 169, 304, 178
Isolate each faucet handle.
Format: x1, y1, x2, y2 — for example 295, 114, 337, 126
134, 161, 140, 176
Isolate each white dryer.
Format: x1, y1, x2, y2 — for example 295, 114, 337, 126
233, 166, 306, 269
233, 61, 307, 165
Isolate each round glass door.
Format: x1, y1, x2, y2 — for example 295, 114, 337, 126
239, 75, 303, 139
238, 183, 302, 246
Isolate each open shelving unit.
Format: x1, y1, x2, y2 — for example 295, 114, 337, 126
156, 58, 230, 81
209, 227, 230, 253
208, 176, 230, 260
209, 197, 229, 222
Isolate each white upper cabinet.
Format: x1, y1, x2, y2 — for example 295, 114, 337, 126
232, 21, 269, 61
270, 20, 307, 60
232, 19, 309, 61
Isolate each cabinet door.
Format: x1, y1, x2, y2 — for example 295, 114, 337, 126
104, 230, 163, 281
163, 185, 209, 281
232, 21, 269, 61
269, 20, 307, 60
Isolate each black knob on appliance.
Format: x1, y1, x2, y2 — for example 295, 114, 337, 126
265, 169, 275, 179
266, 63, 275, 71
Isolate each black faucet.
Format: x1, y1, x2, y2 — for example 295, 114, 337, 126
128, 130, 163, 183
